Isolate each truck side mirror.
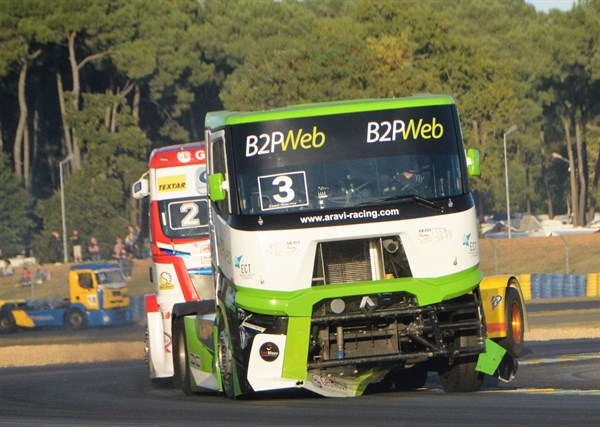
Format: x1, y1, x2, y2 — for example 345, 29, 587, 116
208, 173, 228, 201
132, 173, 149, 199
466, 148, 480, 177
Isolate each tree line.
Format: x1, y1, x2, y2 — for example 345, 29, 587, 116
0, 0, 598, 260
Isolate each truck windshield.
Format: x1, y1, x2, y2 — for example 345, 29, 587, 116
157, 197, 210, 238
96, 269, 126, 287
230, 104, 465, 215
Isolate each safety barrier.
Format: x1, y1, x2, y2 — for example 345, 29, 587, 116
516, 273, 600, 300
587, 273, 599, 297
517, 274, 532, 300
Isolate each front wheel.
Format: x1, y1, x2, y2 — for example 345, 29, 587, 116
437, 335, 483, 393
172, 317, 192, 395
438, 357, 483, 393
217, 315, 235, 399
66, 309, 86, 330
0, 312, 16, 334
497, 288, 525, 357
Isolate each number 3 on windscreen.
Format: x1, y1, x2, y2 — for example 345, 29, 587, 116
258, 171, 309, 211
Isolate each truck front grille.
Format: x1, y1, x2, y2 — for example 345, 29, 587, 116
312, 236, 411, 286
322, 240, 372, 284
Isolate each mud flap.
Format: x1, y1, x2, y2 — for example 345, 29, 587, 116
476, 339, 518, 382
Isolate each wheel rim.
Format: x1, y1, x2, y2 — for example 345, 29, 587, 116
510, 301, 522, 343
71, 312, 83, 326
218, 329, 234, 394
218, 332, 231, 379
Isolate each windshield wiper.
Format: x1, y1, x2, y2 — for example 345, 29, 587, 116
373, 194, 445, 212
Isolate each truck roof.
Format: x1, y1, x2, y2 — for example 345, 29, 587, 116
149, 141, 206, 169
69, 263, 122, 272
205, 94, 455, 129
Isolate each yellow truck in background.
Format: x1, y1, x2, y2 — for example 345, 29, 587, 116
0, 263, 132, 333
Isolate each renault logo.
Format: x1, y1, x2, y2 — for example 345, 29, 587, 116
359, 296, 377, 315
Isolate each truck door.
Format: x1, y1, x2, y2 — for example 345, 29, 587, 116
71, 271, 99, 310
206, 130, 231, 269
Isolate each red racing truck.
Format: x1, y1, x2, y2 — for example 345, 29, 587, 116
132, 142, 213, 383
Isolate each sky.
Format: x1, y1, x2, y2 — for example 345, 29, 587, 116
525, 0, 576, 12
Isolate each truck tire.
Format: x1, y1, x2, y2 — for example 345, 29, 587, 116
217, 315, 235, 399
172, 317, 192, 395
496, 288, 525, 357
0, 312, 16, 334
392, 364, 428, 390
438, 336, 483, 393
66, 309, 87, 330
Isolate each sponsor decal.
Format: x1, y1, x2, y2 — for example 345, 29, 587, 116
265, 240, 301, 256
259, 342, 280, 362
194, 149, 206, 161
417, 227, 453, 244
159, 272, 174, 290
310, 374, 348, 391
299, 208, 400, 224
29, 315, 55, 321
246, 126, 326, 157
164, 332, 172, 353
233, 106, 456, 182
234, 255, 252, 277
190, 353, 201, 369
158, 175, 187, 192
463, 233, 478, 256
196, 166, 208, 194
491, 295, 503, 311
367, 117, 444, 143
177, 151, 192, 163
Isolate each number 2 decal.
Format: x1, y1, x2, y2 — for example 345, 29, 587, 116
179, 202, 200, 227
258, 171, 309, 211
166, 199, 209, 230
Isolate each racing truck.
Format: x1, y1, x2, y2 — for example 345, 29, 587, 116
176, 95, 525, 397
132, 142, 212, 382
0, 263, 131, 333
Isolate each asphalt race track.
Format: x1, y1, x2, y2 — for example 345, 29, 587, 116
0, 299, 598, 426
0, 338, 597, 427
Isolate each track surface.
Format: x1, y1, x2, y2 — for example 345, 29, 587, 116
0, 299, 598, 426
0, 341, 598, 426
